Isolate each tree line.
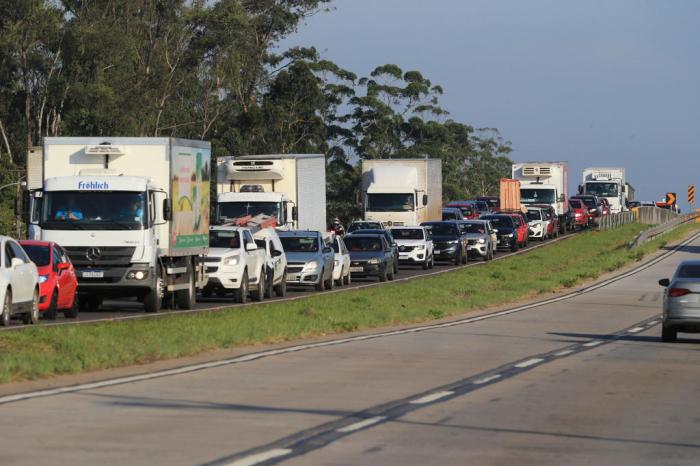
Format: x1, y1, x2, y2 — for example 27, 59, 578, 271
0, 0, 512, 231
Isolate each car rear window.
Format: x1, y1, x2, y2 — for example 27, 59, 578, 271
459, 223, 486, 234
280, 236, 319, 252
570, 199, 582, 208
21, 244, 51, 267
345, 237, 383, 252
391, 229, 423, 240
678, 265, 700, 278
424, 223, 458, 236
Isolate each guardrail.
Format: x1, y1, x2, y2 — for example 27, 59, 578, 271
628, 213, 699, 249
598, 211, 636, 230
598, 206, 683, 231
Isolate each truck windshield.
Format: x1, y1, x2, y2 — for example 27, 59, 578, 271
41, 191, 146, 230
209, 230, 241, 249
366, 193, 414, 212
280, 236, 319, 253
217, 202, 280, 222
585, 182, 619, 197
520, 189, 555, 204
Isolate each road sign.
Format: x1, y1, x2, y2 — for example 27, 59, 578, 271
689, 185, 695, 205
666, 192, 677, 206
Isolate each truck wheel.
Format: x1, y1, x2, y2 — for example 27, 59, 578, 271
64, 295, 79, 319
251, 270, 265, 302
315, 270, 326, 291
234, 271, 249, 304
144, 269, 163, 313
274, 271, 287, 297
45, 291, 58, 320
202, 288, 212, 298
175, 264, 196, 309
1, 290, 10, 326
23, 289, 40, 325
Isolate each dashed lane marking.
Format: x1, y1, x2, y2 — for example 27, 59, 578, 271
554, 350, 574, 357
409, 391, 454, 405
473, 374, 502, 385
514, 358, 544, 368
225, 449, 292, 466
583, 340, 604, 347
336, 416, 387, 433
628, 327, 645, 333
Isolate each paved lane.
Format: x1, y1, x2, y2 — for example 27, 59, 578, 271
0, 235, 697, 466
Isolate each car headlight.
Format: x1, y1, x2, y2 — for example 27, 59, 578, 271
334, 259, 340, 267
38, 275, 49, 284
506, 233, 514, 238
448, 240, 459, 245
223, 256, 240, 266
477, 238, 486, 244
303, 261, 320, 272
415, 244, 425, 250
368, 257, 381, 265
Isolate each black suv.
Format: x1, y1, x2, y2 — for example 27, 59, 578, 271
420, 221, 468, 265
344, 234, 397, 281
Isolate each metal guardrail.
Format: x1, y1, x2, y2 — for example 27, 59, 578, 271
598, 206, 684, 231
598, 211, 636, 230
628, 213, 699, 249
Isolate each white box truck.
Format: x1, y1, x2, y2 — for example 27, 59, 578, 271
361, 158, 442, 226
512, 161, 569, 233
28, 137, 210, 312
215, 154, 326, 232
580, 167, 631, 213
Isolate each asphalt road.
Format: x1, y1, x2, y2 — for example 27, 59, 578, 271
2, 231, 578, 328
1, 234, 698, 466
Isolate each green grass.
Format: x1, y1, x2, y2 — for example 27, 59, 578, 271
0, 222, 698, 384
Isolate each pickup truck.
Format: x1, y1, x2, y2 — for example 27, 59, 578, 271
204, 226, 267, 303
253, 227, 288, 298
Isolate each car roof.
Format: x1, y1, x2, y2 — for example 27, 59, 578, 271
278, 230, 320, 237
457, 219, 488, 223
422, 221, 459, 225
677, 260, 700, 267
345, 233, 384, 239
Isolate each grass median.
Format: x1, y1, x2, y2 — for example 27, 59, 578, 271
1, 222, 698, 384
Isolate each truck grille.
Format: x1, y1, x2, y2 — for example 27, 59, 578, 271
64, 246, 136, 267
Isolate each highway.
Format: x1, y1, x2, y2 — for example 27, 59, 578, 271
0, 233, 699, 465
1, 232, 578, 329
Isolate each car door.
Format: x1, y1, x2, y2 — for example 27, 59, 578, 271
321, 236, 334, 277
53, 246, 73, 308
7, 240, 33, 303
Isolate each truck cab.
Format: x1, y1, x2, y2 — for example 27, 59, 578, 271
216, 191, 294, 228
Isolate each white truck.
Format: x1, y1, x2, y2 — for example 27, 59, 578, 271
361, 158, 442, 226
27, 137, 210, 312
512, 161, 569, 234
215, 154, 326, 231
580, 167, 632, 213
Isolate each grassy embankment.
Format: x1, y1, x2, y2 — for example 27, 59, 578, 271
1, 222, 698, 384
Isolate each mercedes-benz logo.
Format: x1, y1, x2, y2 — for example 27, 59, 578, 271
86, 247, 102, 261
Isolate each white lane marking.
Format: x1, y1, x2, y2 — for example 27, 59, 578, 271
473, 374, 501, 385
225, 448, 292, 466
336, 416, 386, 433
628, 327, 645, 333
409, 391, 454, 404
514, 358, 544, 368
647, 320, 659, 326
583, 340, 603, 347
554, 350, 574, 357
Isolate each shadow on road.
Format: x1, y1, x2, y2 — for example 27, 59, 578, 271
661, 244, 700, 254
549, 331, 700, 345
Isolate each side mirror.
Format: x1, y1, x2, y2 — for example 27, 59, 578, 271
322, 246, 333, 254
245, 242, 257, 252
578, 185, 583, 194
391, 242, 397, 248
658, 278, 670, 287
10, 257, 23, 268
272, 249, 283, 257
162, 198, 172, 221
57, 262, 70, 271
292, 207, 298, 221
423, 194, 429, 206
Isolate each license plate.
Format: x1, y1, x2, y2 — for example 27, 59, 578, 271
434, 250, 441, 254
82, 270, 104, 278
349, 266, 364, 273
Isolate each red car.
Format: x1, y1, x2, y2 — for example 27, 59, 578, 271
445, 201, 480, 219
497, 211, 529, 247
19, 240, 79, 319
568, 198, 590, 229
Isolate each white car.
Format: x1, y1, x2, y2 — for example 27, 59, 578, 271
254, 227, 288, 298
203, 226, 267, 303
525, 207, 550, 240
389, 226, 434, 269
331, 235, 351, 286
0, 236, 40, 326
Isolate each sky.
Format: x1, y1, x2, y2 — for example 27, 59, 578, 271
283, 0, 700, 210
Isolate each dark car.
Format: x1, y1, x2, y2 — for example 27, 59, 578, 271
476, 196, 500, 212
346, 228, 399, 275
347, 221, 384, 233
420, 221, 468, 265
481, 214, 519, 251
345, 234, 396, 282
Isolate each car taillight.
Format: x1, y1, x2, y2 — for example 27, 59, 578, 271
669, 288, 691, 298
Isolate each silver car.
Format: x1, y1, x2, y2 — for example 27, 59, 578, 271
456, 220, 496, 261
659, 260, 700, 342
278, 231, 335, 291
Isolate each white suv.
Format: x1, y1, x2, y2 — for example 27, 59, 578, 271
389, 226, 434, 270
253, 227, 288, 298
0, 236, 40, 326
203, 226, 267, 303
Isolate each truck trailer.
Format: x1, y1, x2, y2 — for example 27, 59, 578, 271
512, 161, 569, 233
215, 154, 326, 232
580, 167, 630, 213
28, 137, 210, 313
361, 159, 442, 226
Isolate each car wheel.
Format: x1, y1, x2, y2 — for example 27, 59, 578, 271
393, 260, 399, 275
23, 289, 40, 325
45, 290, 58, 320
325, 270, 334, 290
64, 294, 79, 319
234, 271, 249, 303
274, 270, 287, 297
344, 271, 351, 285
429, 255, 435, 269
251, 269, 265, 302
264, 269, 274, 299
387, 265, 395, 281
422, 257, 430, 270
510, 241, 518, 252
315, 269, 326, 291
379, 266, 388, 282
1, 290, 11, 327
662, 326, 677, 342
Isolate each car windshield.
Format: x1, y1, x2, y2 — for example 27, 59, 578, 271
478, 198, 499, 208
678, 265, 700, 278
585, 182, 619, 197
442, 211, 459, 220
41, 191, 146, 230
448, 205, 472, 216
424, 223, 458, 236
366, 193, 414, 212
391, 228, 424, 240
280, 236, 319, 252
482, 216, 513, 228
570, 199, 583, 209
21, 244, 51, 266
520, 188, 555, 204
348, 222, 382, 232
459, 223, 486, 234
209, 230, 241, 249
217, 201, 280, 222
526, 210, 542, 221
475, 201, 489, 211
345, 237, 383, 252
574, 197, 597, 208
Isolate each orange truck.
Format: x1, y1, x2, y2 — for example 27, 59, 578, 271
499, 178, 522, 211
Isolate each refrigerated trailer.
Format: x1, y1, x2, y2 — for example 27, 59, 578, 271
28, 137, 210, 313
580, 167, 631, 213
512, 161, 569, 233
